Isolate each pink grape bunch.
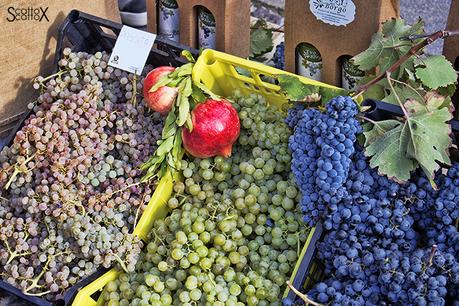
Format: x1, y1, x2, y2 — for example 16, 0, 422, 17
0, 48, 163, 300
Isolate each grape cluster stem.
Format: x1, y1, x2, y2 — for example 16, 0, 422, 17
286, 281, 324, 306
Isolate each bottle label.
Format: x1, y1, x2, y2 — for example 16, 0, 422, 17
342, 57, 364, 90
296, 45, 322, 81
158, 0, 180, 42
198, 8, 216, 49
309, 0, 356, 27
160, 0, 178, 9
297, 43, 322, 63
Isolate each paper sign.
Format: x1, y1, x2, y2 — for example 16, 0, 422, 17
109, 26, 156, 74
309, 0, 356, 27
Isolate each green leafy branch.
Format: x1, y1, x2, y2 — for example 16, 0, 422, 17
354, 20, 459, 99
352, 19, 459, 184
140, 51, 218, 182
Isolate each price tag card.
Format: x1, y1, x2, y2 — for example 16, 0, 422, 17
109, 26, 156, 74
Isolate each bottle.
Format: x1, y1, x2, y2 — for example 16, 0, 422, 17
296, 43, 322, 81
158, 0, 180, 42
198, 7, 216, 49
342, 56, 365, 90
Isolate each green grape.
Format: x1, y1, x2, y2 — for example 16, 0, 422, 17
200, 159, 211, 169
176, 231, 188, 244
101, 93, 310, 306
223, 269, 236, 282
192, 239, 204, 249
203, 280, 215, 293
183, 168, 193, 178
180, 257, 190, 269
145, 274, 157, 287
217, 291, 229, 302
165, 278, 178, 290
179, 291, 191, 303
286, 234, 298, 246
171, 248, 183, 261
189, 288, 202, 301
199, 257, 212, 270
157, 261, 168, 272
185, 276, 198, 290
189, 184, 200, 195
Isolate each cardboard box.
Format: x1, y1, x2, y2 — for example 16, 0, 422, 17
284, 0, 399, 86
147, 0, 250, 57
444, 0, 459, 68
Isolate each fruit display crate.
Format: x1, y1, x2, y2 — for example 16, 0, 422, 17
281, 99, 459, 305
71, 49, 343, 305
0, 9, 198, 306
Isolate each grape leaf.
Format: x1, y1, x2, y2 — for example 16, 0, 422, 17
437, 83, 457, 97
351, 32, 384, 71
358, 75, 385, 100
364, 94, 453, 182
383, 83, 425, 105
415, 55, 458, 90
352, 19, 424, 74
364, 120, 417, 183
277, 75, 319, 101
319, 87, 349, 105
250, 20, 273, 58
404, 97, 452, 179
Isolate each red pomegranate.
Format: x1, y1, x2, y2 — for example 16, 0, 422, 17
143, 66, 178, 115
182, 99, 241, 158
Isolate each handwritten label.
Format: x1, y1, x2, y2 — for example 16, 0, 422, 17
109, 26, 156, 74
309, 0, 356, 27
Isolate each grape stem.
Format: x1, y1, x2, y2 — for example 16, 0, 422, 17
4, 239, 32, 265
106, 181, 143, 198
34, 69, 70, 88
23, 250, 68, 296
207, 272, 217, 288
5, 153, 36, 190
113, 253, 129, 273
386, 72, 409, 118
423, 244, 438, 273
356, 115, 382, 126
355, 29, 459, 96
286, 281, 324, 306
131, 72, 138, 107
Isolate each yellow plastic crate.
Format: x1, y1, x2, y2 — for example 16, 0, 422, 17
72, 49, 344, 306
71, 172, 174, 306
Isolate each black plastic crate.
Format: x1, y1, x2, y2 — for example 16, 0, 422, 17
282, 98, 459, 305
0, 9, 198, 306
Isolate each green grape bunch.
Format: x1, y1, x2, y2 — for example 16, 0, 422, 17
101, 92, 311, 306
